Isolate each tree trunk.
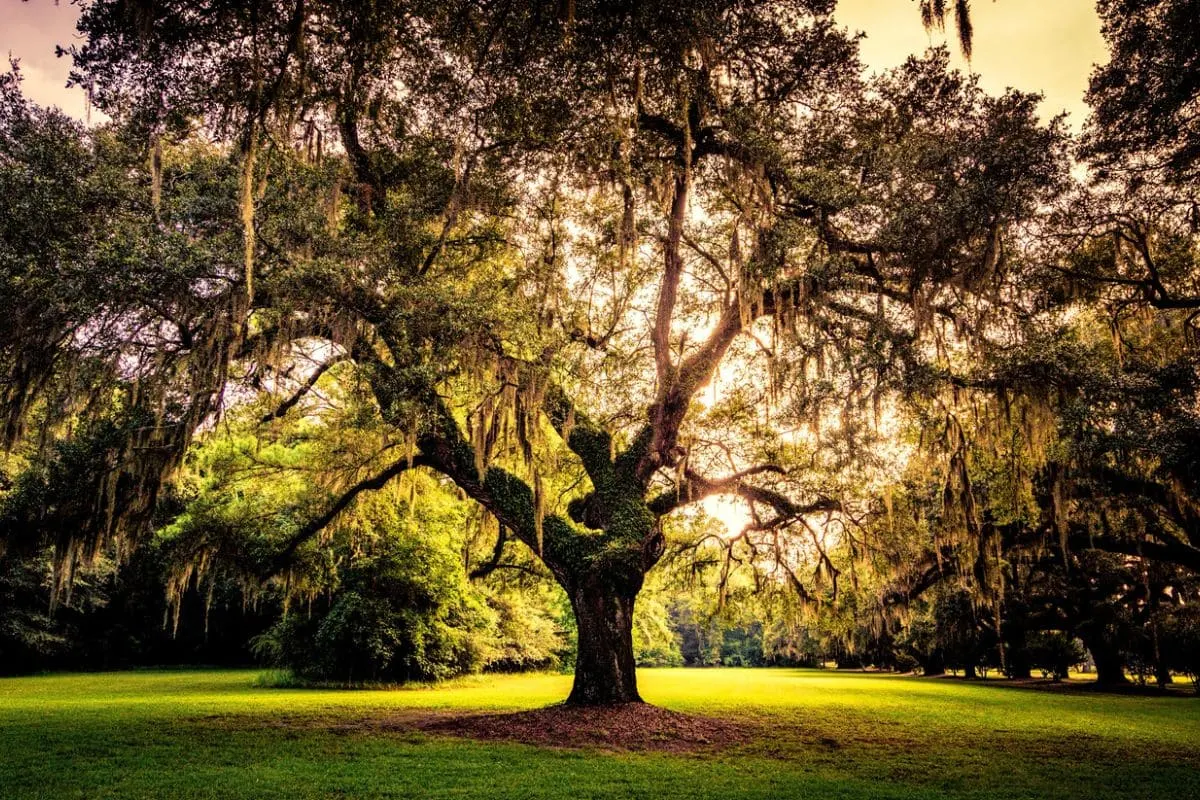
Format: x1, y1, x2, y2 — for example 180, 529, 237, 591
1152, 627, 1173, 689
1006, 658, 1032, 680
1155, 661, 1173, 689
566, 576, 642, 705
1093, 651, 1128, 686
1082, 633, 1129, 686
1004, 623, 1032, 679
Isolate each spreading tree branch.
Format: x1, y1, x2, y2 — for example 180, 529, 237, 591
648, 466, 840, 520
259, 355, 346, 423
270, 452, 431, 572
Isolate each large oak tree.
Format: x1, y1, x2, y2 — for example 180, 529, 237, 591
2, 0, 1066, 703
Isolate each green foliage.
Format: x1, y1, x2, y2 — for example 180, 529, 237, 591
0, 70, 143, 444
632, 592, 683, 667
1085, 0, 1200, 182
0, 554, 67, 671
255, 520, 496, 683
1159, 605, 1200, 691
177, 462, 491, 682
1025, 632, 1086, 682
484, 587, 569, 672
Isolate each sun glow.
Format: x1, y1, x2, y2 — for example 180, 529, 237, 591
700, 494, 753, 538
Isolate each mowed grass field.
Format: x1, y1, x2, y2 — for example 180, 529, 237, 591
1, 668, 1197, 799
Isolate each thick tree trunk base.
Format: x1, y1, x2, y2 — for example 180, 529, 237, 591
919, 651, 945, 677
1094, 666, 1130, 687
566, 578, 642, 706
566, 689, 643, 706
1084, 637, 1129, 687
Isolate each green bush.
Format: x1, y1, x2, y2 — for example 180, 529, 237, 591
1026, 632, 1086, 681
484, 588, 569, 672
254, 535, 495, 684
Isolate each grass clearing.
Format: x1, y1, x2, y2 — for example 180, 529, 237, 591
1, 668, 1196, 799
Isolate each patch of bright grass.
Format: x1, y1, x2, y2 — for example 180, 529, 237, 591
1, 668, 1196, 799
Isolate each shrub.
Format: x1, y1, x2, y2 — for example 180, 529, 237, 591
1026, 632, 1086, 681
254, 535, 495, 684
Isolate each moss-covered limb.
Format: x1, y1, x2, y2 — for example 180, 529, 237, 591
879, 543, 966, 609
259, 355, 348, 423
474, 455, 650, 580
646, 465, 795, 516
541, 386, 662, 559
467, 522, 509, 579
542, 383, 614, 485
614, 425, 654, 482
359, 360, 527, 534
386, 387, 577, 569
425, 401, 658, 581
631, 299, 745, 486
361, 359, 658, 584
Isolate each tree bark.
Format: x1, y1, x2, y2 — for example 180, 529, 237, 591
920, 650, 946, 677
1081, 632, 1129, 686
1003, 617, 1033, 679
1155, 661, 1174, 689
1093, 651, 1128, 686
566, 575, 642, 705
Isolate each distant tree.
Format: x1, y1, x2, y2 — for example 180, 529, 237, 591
933, 588, 995, 679
1159, 603, 1200, 692
1084, 0, 1200, 183
1025, 632, 1085, 682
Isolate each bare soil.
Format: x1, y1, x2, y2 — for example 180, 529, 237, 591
194, 703, 755, 753
416, 702, 754, 753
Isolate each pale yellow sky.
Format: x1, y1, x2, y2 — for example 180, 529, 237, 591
836, 0, 1107, 130
2, 0, 1106, 129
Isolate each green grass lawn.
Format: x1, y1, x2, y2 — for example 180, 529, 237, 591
1, 668, 1196, 799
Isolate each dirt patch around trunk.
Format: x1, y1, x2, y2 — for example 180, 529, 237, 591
191, 704, 754, 753
416, 703, 753, 754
